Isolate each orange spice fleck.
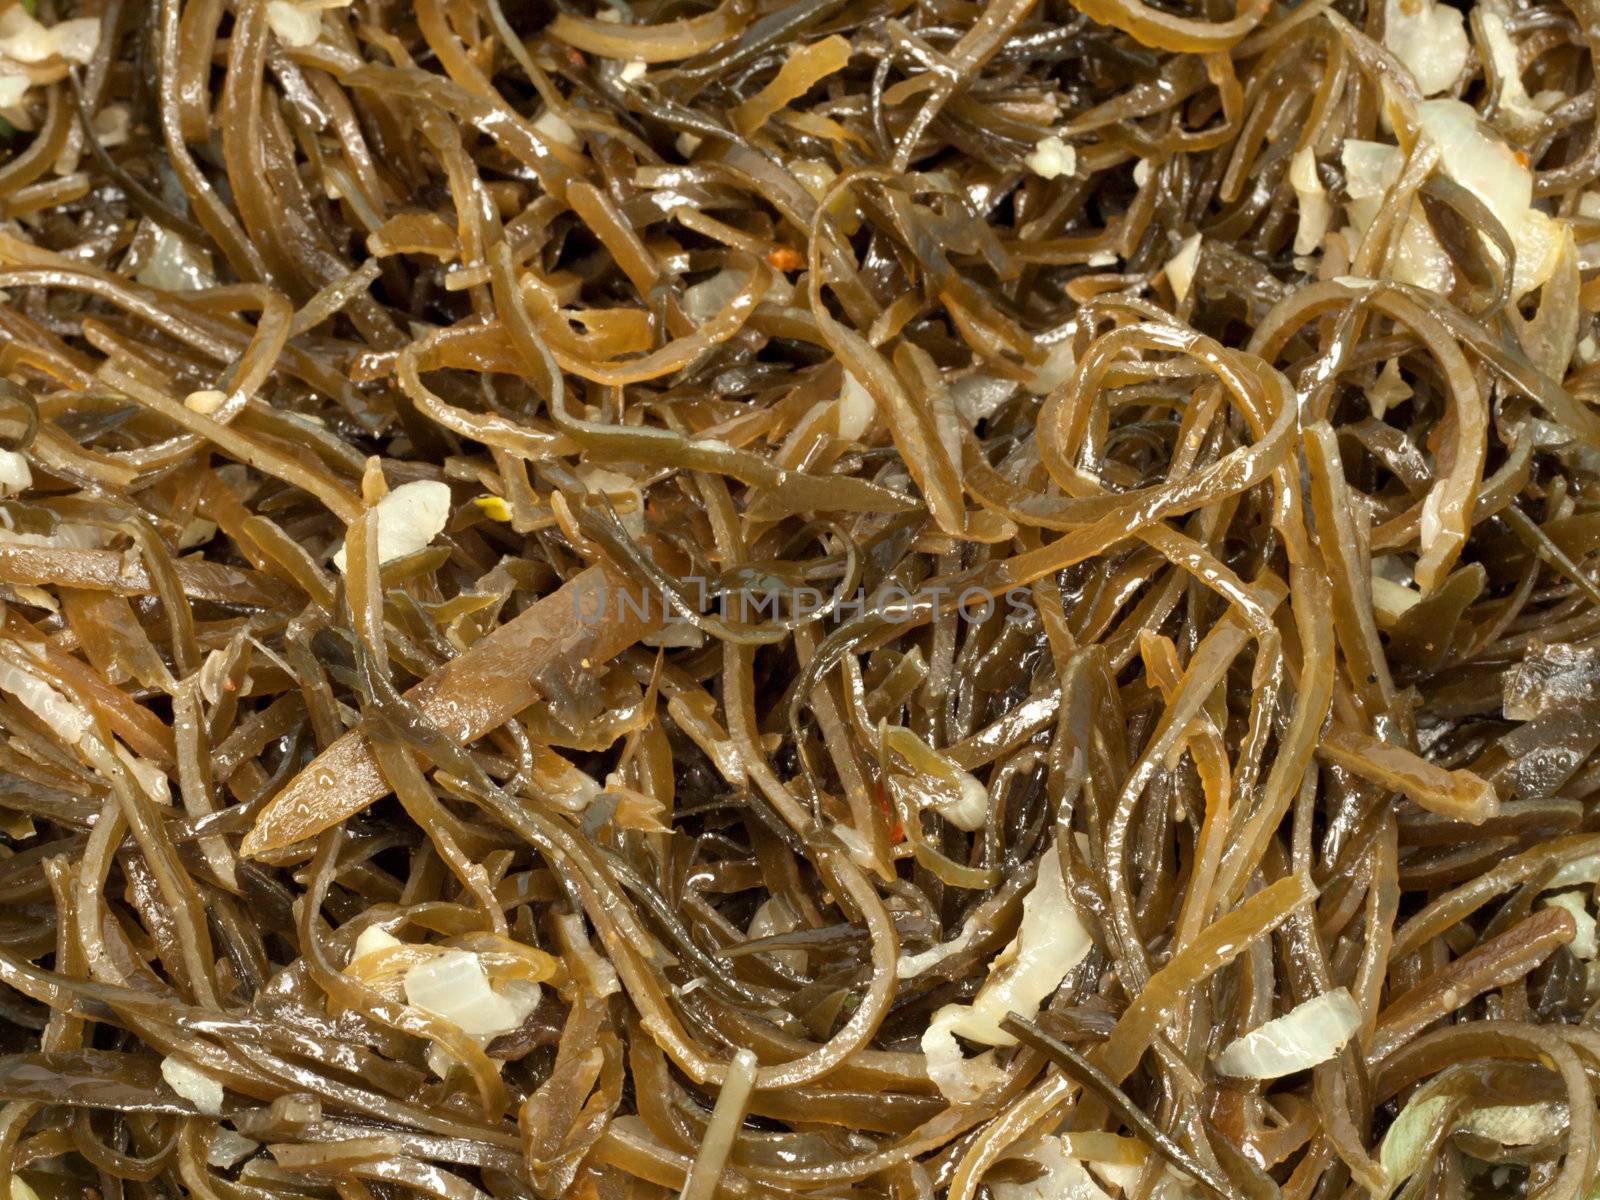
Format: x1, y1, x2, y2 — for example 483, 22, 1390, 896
766, 246, 805, 272
874, 779, 905, 844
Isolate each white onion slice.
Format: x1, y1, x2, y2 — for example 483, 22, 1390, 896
161, 1054, 225, 1116
1165, 233, 1201, 302
402, 949, 539, 1039
1383, 0, 1467, 95
920, 845, 1091, 1100
1216, 988, 1361, 1078
993, 1138, 1114, 1200
1025, 136, 1076, 180
332, 480, 452, 573
1541, 891, 1596, 958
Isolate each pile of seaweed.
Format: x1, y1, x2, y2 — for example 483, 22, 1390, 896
0, 0, 1598, 1196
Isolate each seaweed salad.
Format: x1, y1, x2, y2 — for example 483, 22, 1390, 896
0, 0, 1599, 1195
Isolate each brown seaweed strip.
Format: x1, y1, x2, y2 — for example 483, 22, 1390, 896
243, 561, 661, 855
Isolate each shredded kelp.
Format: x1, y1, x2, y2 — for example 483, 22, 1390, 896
0, 0, 1599, 1197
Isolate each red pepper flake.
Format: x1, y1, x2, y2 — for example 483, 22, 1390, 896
766, 246, 804, 272
873, 779, 905, 844
1515, 150, 1530, 168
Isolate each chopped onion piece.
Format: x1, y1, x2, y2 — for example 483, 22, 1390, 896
1477, 5, 1542, 126
555, 913, 622, 996
0, 652, 91, 745
402, 949, 538, 1039
1027, 340, 1077, 395
48, 16, 98, 62
91, 103, 130, 146
994, 1138, 1114, 1200
1216, 988, 1361, 1078
1339, 140, 1452, 292
1549, 853, 1600, 888
207, 1128, 259, 1168
1290, 147, 1330, 255
1342, 140, 1401, 206
922, 1005, 1005, 1102
832, 823, 877, 869
1459, 1101, 1568, 1145
641, 619, 704, 649
1383, 0, 1467, 96
682, 270, 748, 323
1371, 557, 1422, 626
352, 925, 403, 964
0, 7, 100, 65
533, 749, 604, 812
838, 371, 876, 440
1025, 136, 1076, 180
920, 844, 1089, 1099
532, 108, 581, 149
954, 374, 1021, 423
1378, 1084, 1456, 1200
1164, 233, 1201, 302
135, 225, 215, 292
161, 1054, 225, 1115
1369, 359, 1413, 419
266, 0, 324, 47
1371, 575, 1421, 626
1541, 891, 1596, 958
179, 517, 219, 549
1078, 1143, 1149, 1196
0, 512, 104, 552
897, 922, 974, 978
791, 157, 861, 234
0, 449, 29, 496
882, 725, 989, 830
185, 389, 227, 415
332, 480, 452, 573
1416, 99, 1562, 299
746, 897, 806, 973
